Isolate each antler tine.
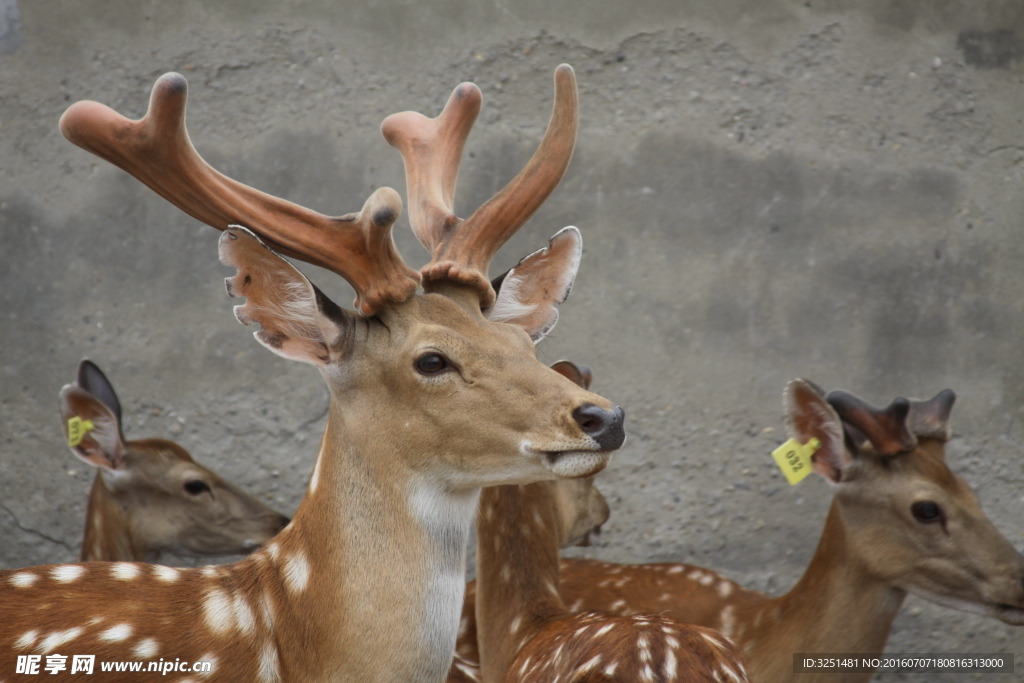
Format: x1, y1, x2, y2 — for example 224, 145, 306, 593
826, 391, 918, 456
59, 72, 419, 315
381, 82, 482, 253
382, 65, 578, 307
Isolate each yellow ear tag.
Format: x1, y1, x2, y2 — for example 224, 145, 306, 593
771, 437, 821, 485
67, 416, 96, 448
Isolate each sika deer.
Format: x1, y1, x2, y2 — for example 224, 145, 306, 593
487, 380, 1024, 683
473, 362, 749, 683
61, 360, 289, 562
1, 65, 624, 682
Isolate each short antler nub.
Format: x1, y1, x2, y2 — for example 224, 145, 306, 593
827, 391, 918, 455
60, 72, 419, 315
382, 64, 579, 307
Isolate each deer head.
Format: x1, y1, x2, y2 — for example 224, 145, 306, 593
59, 360, 289, 561
788, 380, 1024, 625
59, 66, 623, 489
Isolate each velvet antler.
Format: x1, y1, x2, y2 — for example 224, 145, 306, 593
59, 73, 419, 315
826, 391, 918, 456
382, 64, 578, 307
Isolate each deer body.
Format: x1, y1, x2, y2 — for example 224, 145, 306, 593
475, 481, 750, 683
6, 65, 626, 681
462, 383, 1024, 683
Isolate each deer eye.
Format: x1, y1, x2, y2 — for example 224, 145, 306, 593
183, 480, 212, 496
415, 353, 449, 376
911, 501, 942, 524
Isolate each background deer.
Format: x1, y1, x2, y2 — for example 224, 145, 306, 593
473, 361, 750, 683
59, 359, 289, 562
468, 380, 1024, 683
1, 65, 624, 681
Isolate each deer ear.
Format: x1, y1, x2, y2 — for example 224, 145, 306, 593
59, 385, 125, 471
549, 360, 593, 390
486, 226, 581, 343
907, 389, 956, 442
219, 226, 355, 367
785, 379, 849, 484
77, 360, 125, 439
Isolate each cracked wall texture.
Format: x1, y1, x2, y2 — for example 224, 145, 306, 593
1, 1, 1022, 678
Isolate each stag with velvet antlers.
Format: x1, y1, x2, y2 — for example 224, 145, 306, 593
61, 359, 289, 562
2, 65, 625, 682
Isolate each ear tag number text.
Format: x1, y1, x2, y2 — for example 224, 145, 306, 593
67, 417, 95, 448
771, 437, 821, 486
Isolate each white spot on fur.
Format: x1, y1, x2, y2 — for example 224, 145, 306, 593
258, 641, 280, 682
203, 589, 235, 634
260, 590, 276, 630
720, 605, 737, 638
702, 632, 728, 652
51, 565, 85, 583
577, 654, 602, 674
153, 565, 181, 582
595, 623, 614, 637
14, 630, 38, 650
500, 564, 511, 582
719, 662, 745, 683
99, 623, 133, 642
570, 598, 584, 611
266, 543, 281, 562
668, 566, 684, 574
283, 551, 310, 594
9, 572, 37, 588
610, 599, 627, 612
664, 646, 678, 678
233, 594, 256, 635
134, 638, 159, 658
111, 563, 140, 580
37, 628, 82, 653
700, 573, 715, 586
510, 615, 521, 634
718, 581, 734, 598
603, 661, 619, 676
199, 653, 218, 678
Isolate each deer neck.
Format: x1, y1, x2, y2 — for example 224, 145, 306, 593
80, 473, 146, 562
745, 501, 905, 682
475, 483, 565, 683
261, 397, 480, 682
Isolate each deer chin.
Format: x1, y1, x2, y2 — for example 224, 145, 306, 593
537, 449, 611, 479
910, 588, 1024, 626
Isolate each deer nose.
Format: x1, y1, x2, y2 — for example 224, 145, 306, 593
572, 404, 626, 450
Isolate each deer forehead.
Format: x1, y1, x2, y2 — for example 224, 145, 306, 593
381, 293, 535, 356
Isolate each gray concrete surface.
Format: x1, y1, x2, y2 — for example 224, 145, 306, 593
1, 0, 1022, 679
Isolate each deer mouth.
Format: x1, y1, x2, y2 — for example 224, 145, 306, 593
993, 603, 1024, 625
539, 449, 611, 478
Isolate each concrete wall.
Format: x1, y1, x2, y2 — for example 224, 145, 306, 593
1, 0, 1022, 678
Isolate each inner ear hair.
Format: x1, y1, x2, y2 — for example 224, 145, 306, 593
907, 389, 956, 442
